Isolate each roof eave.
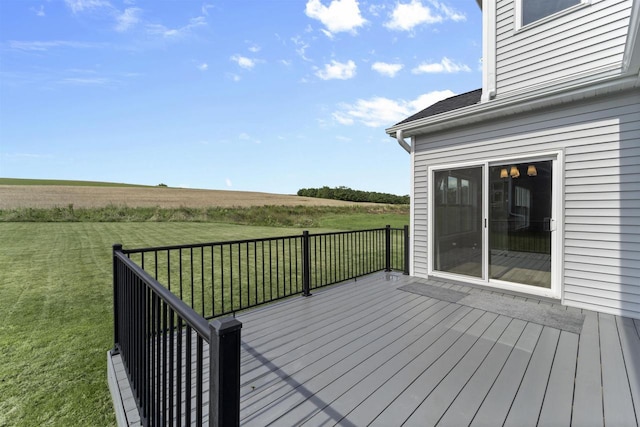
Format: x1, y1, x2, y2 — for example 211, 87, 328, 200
386, 72, 639, 139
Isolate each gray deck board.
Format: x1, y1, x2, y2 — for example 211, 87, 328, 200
299, 303, 468, 426
599, 313, 638, 426
269, 300, 460, 426
470, 322, 543, 426
503, 326, 560, 427
401, 315, 512, 426
616, 316, 640, 425
572, 310, 605, 427
240, 295, 437, 421
436, 318, 527, 426
108, 272, 640, 427
370, 311, 500, 426
537, 331, 579, 427
339, 308, 487, 426
240, 288, 419, 380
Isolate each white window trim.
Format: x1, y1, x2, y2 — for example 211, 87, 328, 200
515, 0, 591, 32
427, 151, 564, 300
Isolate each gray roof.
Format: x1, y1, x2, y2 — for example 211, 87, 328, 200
395, 88, 482, 126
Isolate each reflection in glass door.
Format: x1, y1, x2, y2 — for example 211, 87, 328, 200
488, 161, 552, 288
433, 167, 483, 278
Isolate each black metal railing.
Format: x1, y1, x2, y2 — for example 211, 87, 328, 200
112, 247, 242, 427
112, 225, 408, 426
122, 226, 409, 319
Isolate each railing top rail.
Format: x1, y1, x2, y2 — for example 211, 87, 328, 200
308, 227, 393, 238
121, 228, 404, 255
122, 233, 305, 255
114, 250, 210, 340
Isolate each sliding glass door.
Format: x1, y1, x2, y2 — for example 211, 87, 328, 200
488, 161, 552, 288
432, 158, 555, 291
433, 167, 483, 278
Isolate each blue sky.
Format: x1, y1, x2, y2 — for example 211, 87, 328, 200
0, 0, 481, 195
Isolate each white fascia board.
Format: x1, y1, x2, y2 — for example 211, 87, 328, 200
622, 0, 640, 74
386, 73, 639, 139
481, 0, 496, 101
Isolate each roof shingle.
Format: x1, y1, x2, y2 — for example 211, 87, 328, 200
395, 88, 482, 126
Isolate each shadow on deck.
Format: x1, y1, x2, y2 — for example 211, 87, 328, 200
109, 271, 640, 426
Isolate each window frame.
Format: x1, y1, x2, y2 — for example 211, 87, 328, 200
515, 0, 591, 31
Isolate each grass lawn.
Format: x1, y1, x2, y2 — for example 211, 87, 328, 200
0, 217, 407, 426
0, 223, 336, 426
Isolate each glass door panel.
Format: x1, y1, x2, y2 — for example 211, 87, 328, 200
488, 161, 552, 288
433, 167, 483, 278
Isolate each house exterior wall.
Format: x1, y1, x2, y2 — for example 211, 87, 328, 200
494, 0, 632, 97
412, 89, 640, 318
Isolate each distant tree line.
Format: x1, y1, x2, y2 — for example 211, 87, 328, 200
297, 186, 409, 204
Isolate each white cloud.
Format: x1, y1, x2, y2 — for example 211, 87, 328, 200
305, 0, 366, 35
412, 57, 471, 73
225, 178, 233, 188
239, 133, 261, 144
248, 44, 261, 53
333, 90, 455, 127
146, 16, 206, 38
65, 0, 110, 13
384, 0, 464, 31
31, 5, 45, 17
202, 3, 214, 16
230, 55, 256, 70
371, 62, 403, 77
198, 63, 208, 71
115, 7, 141, 32
316, 60, 356, 80
385, 0, 441, 31
368, 4, 386, 17
291, 36, 311, 61
432, 1, 466, 22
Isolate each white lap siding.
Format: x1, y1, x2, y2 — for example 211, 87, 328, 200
412, 90, 640, 318
495, 0, 632, 98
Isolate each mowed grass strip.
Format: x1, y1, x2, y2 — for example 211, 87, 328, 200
0, 222, 340, 426
0, 204, 409, 229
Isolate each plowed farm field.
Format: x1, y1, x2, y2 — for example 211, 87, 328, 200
0, 185, 363, 209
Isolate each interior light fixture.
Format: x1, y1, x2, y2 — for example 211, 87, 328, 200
527, 165, 537, 176
500, 168, 508, 178
510, 166, 520, 178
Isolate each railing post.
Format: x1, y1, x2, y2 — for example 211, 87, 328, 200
209, 317, 242, 427
302, 231, 312, 296
385, 225, 391, 272
112, 243, 123, 353
403, 225, 410, 275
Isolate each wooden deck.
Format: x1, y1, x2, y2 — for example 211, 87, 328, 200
109, 272, 640, 426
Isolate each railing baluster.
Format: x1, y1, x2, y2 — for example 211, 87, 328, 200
190, 248, 194, 311
168, 309, 174, 427
196, 335, 203, 423
229, 245, 235, 311
185, 325, 192, 426
201, 247, 205, 317
211, 245, 215, 318
176, 317, 182, 426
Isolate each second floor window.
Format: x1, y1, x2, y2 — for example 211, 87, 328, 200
522, 0, 581, 26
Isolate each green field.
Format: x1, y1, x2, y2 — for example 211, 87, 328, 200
0, 216, 407, 425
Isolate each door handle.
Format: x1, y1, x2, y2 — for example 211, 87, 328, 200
544, 217, 555, 232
